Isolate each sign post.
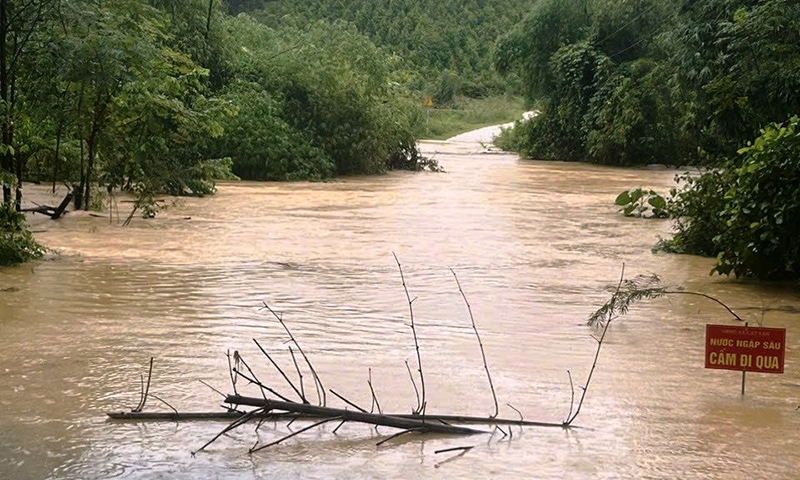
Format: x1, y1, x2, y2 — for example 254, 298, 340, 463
423, 97, 433, 130
705, 324, 786, 395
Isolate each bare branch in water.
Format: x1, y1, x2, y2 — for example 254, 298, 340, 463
405, 359, 421, 414
368, 368, 383, 415
262, 303, 326, 406
199, 380, 226, 399
565, 370, 575, 424
435, 445, 474, 455
376, 428, 420, 446
330, 389, 368, 413
506, 403, 524, 423
394, 253, 426, 416
132, 357, 154, 413
566, 264, 626, 426
288, 346, 306, 402
450, 267, 498, 418
150, 394, 178, 415
253, 338, 307, 404
226, 350, 238, 397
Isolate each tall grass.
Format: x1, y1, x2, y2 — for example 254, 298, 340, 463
419, 96, 527, 140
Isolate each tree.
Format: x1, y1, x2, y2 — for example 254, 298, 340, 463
0, 0, 59, 209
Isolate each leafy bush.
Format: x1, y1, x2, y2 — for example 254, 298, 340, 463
656, 169, 730, 257
659, 116, 800, 279
217, 17, 424, 179
218, 82, 334, 181
712, 117, 800, 279
0, 205, 45, 266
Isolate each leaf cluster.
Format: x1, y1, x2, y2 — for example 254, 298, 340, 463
614, 188, 668, 219
587, 274, 668, 327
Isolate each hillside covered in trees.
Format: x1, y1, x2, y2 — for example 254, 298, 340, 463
494, 0, 800, 279
245, 0, 532, 99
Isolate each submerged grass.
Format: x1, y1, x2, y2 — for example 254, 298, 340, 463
419, 95, 527, 140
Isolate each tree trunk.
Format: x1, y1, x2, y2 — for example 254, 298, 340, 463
0, 0, 11, 205
83, 93, 110, 211
52, 119, 62, 193
11, 29, 18, 211
74, 83, 86, 210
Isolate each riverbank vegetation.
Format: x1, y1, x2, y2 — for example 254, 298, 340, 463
495, 0, 800, 280
3, 1, 431, 206
0, 204, 44, 266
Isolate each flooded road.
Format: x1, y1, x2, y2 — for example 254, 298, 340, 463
1, 141, 799, 479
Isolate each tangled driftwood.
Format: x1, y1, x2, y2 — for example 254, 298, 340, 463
110, 261, 663, 457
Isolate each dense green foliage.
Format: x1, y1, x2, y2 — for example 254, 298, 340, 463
211, 16, 423, 180
0, 1, 430, 204
497, 0, 800, 166
495, 0, 684, 165
0, 0, 439, 265
614, 188, 668, 219
498, 0, 800, 279
713, 119, 800, 279
250, 0, 532, 98
662, 118, 800, 279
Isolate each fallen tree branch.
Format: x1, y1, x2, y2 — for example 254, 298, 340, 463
226, 395, 486, 435
108, 411, 277, 420
108, 409, 569, 427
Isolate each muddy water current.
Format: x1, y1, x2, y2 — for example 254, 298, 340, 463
1, 141, 799, 479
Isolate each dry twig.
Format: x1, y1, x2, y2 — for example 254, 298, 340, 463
250, 417, 341, 453
253, 338, 306, 403
132, 357, 154, 413
262, 304, 326, 406
450, 267, 498, 418
394, 253, 426, 416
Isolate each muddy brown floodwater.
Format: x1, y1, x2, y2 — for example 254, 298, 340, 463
1, 141, 799, 480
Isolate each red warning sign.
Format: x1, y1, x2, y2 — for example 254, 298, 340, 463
705, 324, 786, 374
